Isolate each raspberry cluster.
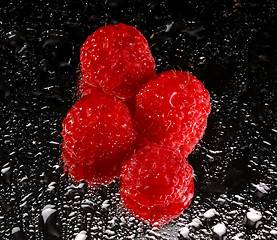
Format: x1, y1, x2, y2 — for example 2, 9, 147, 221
61, 23, 211, 226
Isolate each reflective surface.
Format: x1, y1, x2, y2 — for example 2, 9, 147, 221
0, 0, 276, 239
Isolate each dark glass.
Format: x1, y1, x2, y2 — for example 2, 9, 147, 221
0, 0, 276, 239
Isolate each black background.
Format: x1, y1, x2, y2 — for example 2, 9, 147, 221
0, 0, 276, 239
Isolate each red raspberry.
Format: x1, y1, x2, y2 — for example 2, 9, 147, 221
61, 89, 136, 185
135, 70, 211, 158
80, 23, 156, 110
120, 144, 194, 225
179, 118, 208, 157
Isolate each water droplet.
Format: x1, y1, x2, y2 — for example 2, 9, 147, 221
11, 227, 27, 240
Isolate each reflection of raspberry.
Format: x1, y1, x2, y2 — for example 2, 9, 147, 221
61, 89, 136, 185
120, 144, 194, 225
136, 70, 211, 158
80, 23, 156, 110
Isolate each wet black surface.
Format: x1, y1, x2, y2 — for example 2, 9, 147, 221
0, 0, 277, 239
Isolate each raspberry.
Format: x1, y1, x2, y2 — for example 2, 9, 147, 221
78, 75, 101, 97
120, 144, 194, 225
80, 23, 156, 110
61, 89, 136, 185
135, 70, 211, 158
179, 118, 208, 157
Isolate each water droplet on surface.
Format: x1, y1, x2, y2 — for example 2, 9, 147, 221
4, 31, 27, 57
252, 182, 269, 199
212, 223, 227, 240
75, 230, 88, 240
179, 226, 189, 239
41, 205, 61, 238
245, 208, 262, 229
11, 227, 27, 240
1, 163, 13, 184
39, 29, 73, 70
204, 209, 219, 219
